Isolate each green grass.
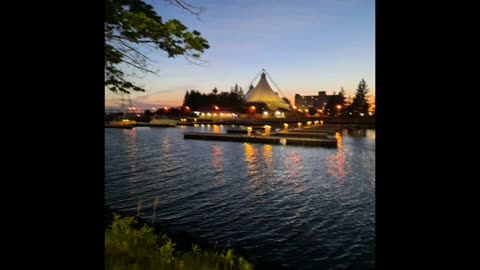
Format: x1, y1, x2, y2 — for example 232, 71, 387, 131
105, 214, 254, 270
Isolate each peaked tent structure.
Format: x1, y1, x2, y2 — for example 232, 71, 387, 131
243, 72, 291, 111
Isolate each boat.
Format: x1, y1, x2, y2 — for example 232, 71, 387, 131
105, 93, 137, 129
105, 118, 136, 129
149, 115, 178, 127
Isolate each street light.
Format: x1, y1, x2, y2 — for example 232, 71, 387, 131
336, 105, 341, 116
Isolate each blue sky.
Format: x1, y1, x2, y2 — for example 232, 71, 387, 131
105, 0, 375, 109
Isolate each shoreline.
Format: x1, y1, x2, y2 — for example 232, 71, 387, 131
105, 206, 287, 270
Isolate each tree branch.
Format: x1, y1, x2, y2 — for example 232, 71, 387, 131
113, 38, 154, 61
165, 0, 203, 17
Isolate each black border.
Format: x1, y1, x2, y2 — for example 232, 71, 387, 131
376, 1, 447, 268
10, 2, 106, 268
9, 0, 441, 268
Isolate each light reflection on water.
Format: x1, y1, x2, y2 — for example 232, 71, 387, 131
105, 126, 375, 270
211, 145, 225, 187
327, 133, 352, 182
262, 145, 273, 168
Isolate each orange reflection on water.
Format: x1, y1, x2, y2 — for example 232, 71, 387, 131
244, 143, 258, 175
335, 132, 342, 149
244, 143, 261, 191
263, 145, 273, 168
327, 132, 351, 182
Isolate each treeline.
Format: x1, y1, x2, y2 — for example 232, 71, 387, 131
183, 84, 245, 111
307, 79, 373, 117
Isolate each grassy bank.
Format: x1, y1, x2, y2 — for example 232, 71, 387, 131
106, 213, 253, 270
105, 206, 287, 269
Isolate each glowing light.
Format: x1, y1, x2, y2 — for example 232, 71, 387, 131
264, 125, 271, 135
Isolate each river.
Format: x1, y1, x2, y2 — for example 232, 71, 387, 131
105, 124, 375, 269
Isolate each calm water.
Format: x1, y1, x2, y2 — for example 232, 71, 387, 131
105, 125, 375, 269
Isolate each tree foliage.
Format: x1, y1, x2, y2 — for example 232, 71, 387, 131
183, 85, 245, 111
105, 0, 210, 94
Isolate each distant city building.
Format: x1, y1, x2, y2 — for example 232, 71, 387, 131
295, 91, 329, 111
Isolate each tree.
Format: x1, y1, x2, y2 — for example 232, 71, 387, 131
339, 87, 346, 106
350, 79, 370, 115
105, 0, 210, 94
212, 87, 218, 95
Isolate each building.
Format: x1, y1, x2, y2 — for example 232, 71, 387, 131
243, 72, 291, 112
295, 91, 329, 111
295, 91, 344, 115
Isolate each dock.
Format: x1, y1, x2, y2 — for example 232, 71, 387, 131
183, 132, 338, 148
134, 122, 178, 127
105, 124, 133, 129
270, 131, 329, 139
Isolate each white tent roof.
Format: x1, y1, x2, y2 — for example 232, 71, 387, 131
243, 72, 291, 111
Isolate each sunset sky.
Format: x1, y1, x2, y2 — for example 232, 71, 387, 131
105, 0, 375, 110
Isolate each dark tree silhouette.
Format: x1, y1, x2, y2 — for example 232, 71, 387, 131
349, 79, 370, 115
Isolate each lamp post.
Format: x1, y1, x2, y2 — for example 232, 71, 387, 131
336, 105, 341, 117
